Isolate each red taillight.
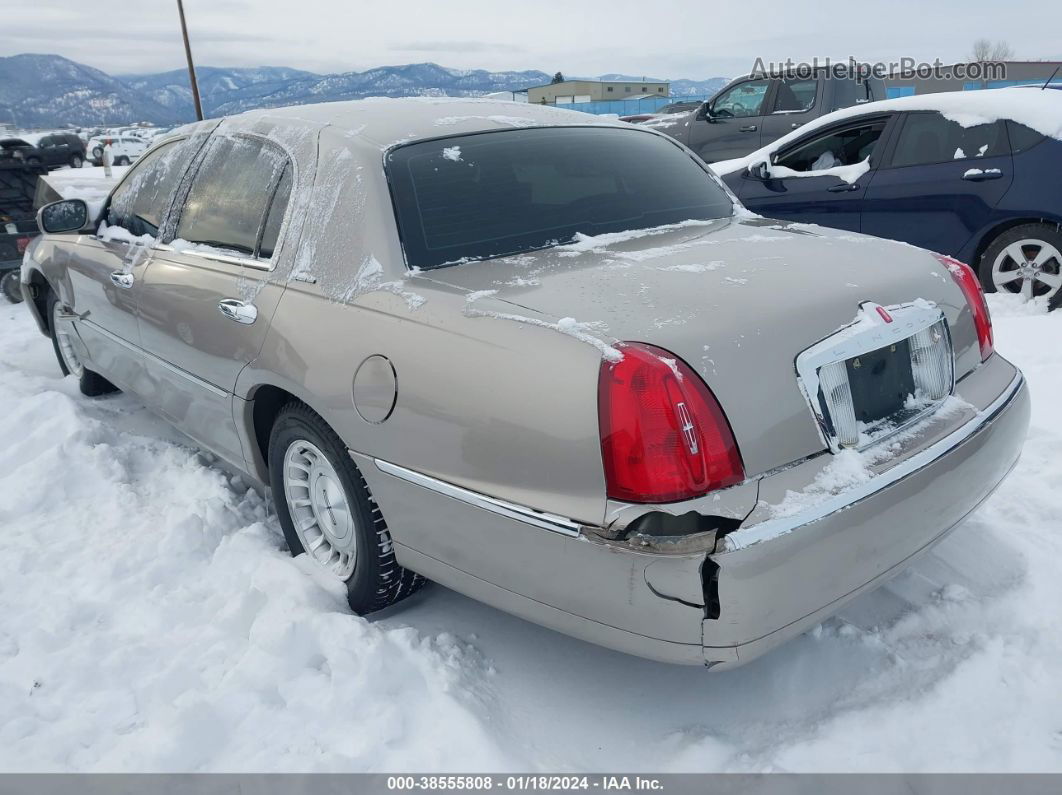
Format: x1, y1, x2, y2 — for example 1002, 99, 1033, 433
598, 342, 744, 503
935, 254, 994, 361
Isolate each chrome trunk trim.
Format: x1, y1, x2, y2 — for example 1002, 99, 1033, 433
795, 300, 953, 453
372, 458, 584, 538
722, 369, 1024, 552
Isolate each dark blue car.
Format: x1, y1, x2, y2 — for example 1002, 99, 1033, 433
715, 90, 1062, 309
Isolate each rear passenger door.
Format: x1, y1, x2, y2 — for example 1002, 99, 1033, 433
137, 133, 293, 468
861, 111, 1013, 256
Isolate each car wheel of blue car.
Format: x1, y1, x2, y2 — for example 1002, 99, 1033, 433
980, 224, 1062, 305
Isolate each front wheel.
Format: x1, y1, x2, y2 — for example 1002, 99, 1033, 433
978, 223, 1062, 305
46, 292, 119, 396
268, 402, 425, 613
69, 154, 83, 168
114, 156, 130, 166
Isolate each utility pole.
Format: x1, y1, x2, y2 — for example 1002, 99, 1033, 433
176, 0, 204, 120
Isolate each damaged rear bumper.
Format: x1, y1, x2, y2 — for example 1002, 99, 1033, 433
359, 355, 1028, 667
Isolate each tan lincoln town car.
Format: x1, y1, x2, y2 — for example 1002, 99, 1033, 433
21, 100, 1028, 666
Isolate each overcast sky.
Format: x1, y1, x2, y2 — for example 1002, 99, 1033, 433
3, 0, 1059, 78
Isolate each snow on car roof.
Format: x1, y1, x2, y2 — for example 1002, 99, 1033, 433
711, 87, 1062, 176
225, 97, 623, 150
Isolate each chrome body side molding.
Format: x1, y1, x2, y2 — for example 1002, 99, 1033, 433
83, 319, 229, 398
372, 458, 584, 538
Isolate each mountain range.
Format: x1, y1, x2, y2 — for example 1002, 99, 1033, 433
0, 53, 729, 129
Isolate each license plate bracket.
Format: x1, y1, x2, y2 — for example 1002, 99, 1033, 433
845, 338, 916, 425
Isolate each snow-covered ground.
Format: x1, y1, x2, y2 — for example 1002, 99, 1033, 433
0, 295, 1059, 772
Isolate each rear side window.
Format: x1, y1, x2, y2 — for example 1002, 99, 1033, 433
257, 163, 292, 259
770, 78, 816, 113
890, 112, 1008, 167
175, 136, 288, 256
386, 127, 734, 269
1006, 120, 1046, 153
107, 140, 196, 238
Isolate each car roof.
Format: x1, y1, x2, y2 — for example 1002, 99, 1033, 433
223, 98, 623, 149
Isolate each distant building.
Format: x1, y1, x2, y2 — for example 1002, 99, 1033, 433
886, 60, 1062, 97
527, 79, 670, 105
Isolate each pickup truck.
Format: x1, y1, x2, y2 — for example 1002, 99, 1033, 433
0, 161, 46, 302
648, 70, 887, 163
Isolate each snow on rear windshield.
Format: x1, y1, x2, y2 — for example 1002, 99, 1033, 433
386, 127, 734, 269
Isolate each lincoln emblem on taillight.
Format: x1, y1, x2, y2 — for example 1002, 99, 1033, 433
675, 402, 699, 455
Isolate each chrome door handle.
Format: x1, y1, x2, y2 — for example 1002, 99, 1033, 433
739, 125, 758, 132
218, 298, 258, 325
110, 271, 134, 289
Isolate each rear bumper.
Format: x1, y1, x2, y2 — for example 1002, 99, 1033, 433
704, 358, 1028, 667
361, 355, 1028, 667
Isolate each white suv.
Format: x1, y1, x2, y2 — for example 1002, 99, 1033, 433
87, 135, 149, 166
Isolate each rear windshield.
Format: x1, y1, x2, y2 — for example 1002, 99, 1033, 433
386, 126, 734, 269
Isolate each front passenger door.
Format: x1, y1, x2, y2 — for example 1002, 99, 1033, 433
137, 134, 293, 468
735, 115, 893, 231
688, 78, 771, 162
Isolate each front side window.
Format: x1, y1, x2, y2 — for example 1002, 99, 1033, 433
174, 135, 288, 256
712, 79, 770, 118
771, 79, 817, 113
775, 119, 889, 172
107, 139, 196, 238
890, 112, 1008, 167
387, 127, 734, 270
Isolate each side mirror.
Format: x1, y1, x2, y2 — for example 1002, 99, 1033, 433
695, 102, 714, 122
747, 159, 771, 180
38, 199, 89, 234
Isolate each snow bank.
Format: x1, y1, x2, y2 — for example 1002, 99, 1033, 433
0, 294, 1060, 772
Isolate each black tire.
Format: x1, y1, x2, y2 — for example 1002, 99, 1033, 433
69, 154, 83, 168
268, 402, 425, 613
114, 156, 130, 166
977, 223, 1062, 302
45, 291, 119, 396
1, 271, 22, 304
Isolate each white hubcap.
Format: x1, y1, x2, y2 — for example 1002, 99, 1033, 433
283, 439, 357, 580
992, 239, 1062, 301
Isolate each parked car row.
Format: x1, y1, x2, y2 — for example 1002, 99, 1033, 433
709, 89, 1062, 309
645, 69, 887, 163
22, 97, 1030, 667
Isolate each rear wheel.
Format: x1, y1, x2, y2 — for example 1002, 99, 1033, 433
46, 292, 119, 396
978, 223, 1062, 304
268, 402, 425, 613
114, 156, 130, 166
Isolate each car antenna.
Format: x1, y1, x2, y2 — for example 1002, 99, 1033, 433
1042, 65, 1060, 90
